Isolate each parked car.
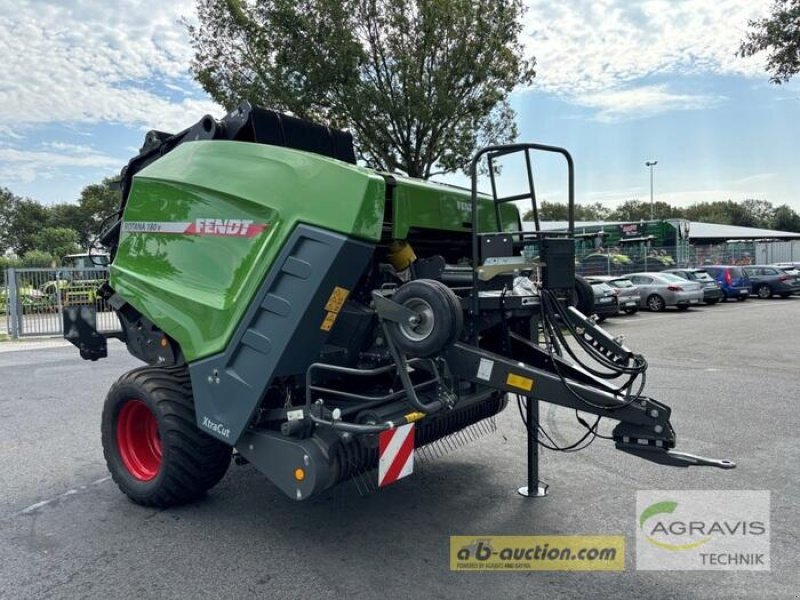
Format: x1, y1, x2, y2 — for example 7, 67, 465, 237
662, 268, 722, 305
589, 281, 620, 322
742, 265, 800, 298
772, 264, 800, 290
585, 275, 640, 314
772, 262, 800, 271
702, 265, 751, 302
627, 272, 703, 312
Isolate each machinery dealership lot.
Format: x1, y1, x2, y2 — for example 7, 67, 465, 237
1, 299, 796, 599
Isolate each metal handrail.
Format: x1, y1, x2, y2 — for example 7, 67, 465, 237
469, 143, 575, 323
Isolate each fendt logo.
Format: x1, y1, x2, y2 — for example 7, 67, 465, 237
189, 218, 266, 237
122, 219, 267, 238
201, 416, 231, 439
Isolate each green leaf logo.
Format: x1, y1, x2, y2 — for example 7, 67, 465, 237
639, 501, 678, 528
639, 500, 710, 551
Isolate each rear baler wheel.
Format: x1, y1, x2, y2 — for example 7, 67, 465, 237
571, 276, 594, 316
388, 279, 461, 357
426, 279, 464, 345
102, 366, 232, 507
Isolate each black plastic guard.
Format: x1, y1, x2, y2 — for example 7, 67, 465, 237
189, 225, 374, 444
63, 305, 108, 361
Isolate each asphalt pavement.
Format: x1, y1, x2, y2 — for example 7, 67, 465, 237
0, 298, 798, 599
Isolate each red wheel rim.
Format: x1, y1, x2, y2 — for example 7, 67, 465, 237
116, 399, 162, 481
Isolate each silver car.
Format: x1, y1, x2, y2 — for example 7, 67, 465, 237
628, 272, 704, 312
586, 275, 641, 314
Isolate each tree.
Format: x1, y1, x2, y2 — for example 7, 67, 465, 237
187, 0, 535, 178
5, 198, 50, 256
19, 251, 55, 268
740, 198, 776, 228
32, 227, 80, 259
607, 199, 681, 222
772, 204, 800, 231
0, 187, 17, 254
739, 0, 800, 84
523, 201, 610, 222
76, 177, 120, 246
682, 201, 735, 225
48, 203, 89, 246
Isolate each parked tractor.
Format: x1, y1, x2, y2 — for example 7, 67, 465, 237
64, 103, 734, 508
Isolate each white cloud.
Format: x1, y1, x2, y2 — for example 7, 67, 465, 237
0, 1, 221, 133
524, 0, 772, 116
583, 174, 778, 207
0, 0, 776, 132
0, 144, 120, 184
573, 84, 725, 121
41, 142, 97, 154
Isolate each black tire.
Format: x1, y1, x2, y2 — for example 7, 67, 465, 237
756, 284, 772, 299
705, 299, 719, 305
624, 306, 639, 315
646, 294, 665, 312
737, 296, 747, 302
426, 280, 464, 345
572, 275, 594, 316
388, 279, 460, 357
102, 366, 232, 508
596, 315, 606, 323
676, 304, 690, 311
780, 293, 791, 298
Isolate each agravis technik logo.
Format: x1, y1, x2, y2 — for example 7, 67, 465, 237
636, 491, 770, 571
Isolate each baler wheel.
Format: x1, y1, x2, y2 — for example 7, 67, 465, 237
388, 279, 461, 357
425, 280, 464, 345
102, 366, 231, 507
571, 275, 594, 316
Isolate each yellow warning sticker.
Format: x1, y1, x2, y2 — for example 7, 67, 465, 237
506, 373, 534, 392
320, 311, 339, 332
324, 286, 350, 313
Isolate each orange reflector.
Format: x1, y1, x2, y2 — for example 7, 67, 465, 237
294, 468, 305, 481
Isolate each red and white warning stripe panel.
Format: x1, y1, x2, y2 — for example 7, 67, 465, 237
378, 423, 415, 488
122, 219, 267, 238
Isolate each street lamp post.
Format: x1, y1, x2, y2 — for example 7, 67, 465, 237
645, 160, 658, 220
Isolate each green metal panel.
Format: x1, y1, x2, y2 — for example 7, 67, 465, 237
110, 141, 385, 362
390, 175, 521, 238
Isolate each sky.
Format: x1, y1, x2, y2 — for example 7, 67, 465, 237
0, 0, 798, 212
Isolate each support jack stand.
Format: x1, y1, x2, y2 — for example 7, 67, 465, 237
518, 393, 548, 498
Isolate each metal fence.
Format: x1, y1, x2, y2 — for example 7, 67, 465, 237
754, 240, 800, 264
3, 267, 119, 338
574, 242, 761, 277
1, 269, 7, 336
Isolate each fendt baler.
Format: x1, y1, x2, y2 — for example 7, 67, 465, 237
65, 103, 734, 507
